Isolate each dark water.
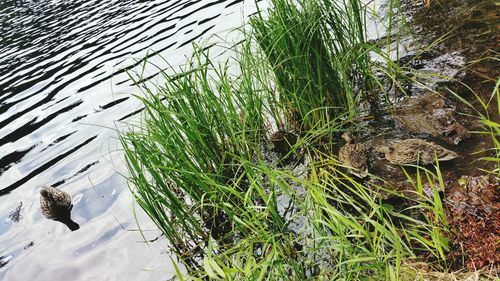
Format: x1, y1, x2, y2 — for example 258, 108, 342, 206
0, 0, 259, 279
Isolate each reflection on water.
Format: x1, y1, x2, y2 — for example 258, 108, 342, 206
0, 0, 257, 279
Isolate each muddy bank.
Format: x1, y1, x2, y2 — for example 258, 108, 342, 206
413, 0, 499, 111
372, 0, 500, 271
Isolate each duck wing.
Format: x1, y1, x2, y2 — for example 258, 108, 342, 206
395, 139, 458, 164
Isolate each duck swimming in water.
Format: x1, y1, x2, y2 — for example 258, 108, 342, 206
40, 186, 79, 231
338, 132, 369, 178
377, 139, 458, 165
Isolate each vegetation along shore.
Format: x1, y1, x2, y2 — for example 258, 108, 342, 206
120, 0, 499, 279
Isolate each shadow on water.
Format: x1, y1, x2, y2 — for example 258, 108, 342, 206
0, 0, 244, 196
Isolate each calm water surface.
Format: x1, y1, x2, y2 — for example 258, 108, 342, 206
0, 0, 259, 280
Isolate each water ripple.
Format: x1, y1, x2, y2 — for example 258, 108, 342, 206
0, 0, 260, 279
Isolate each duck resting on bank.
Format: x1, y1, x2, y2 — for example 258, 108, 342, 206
40, 185, 80, 231
339, 132, 369, 178
377, 139, 459, 165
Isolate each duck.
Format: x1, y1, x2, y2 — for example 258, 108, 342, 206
338, 132, 369, 178
377, 139, 459, 165
40, 186, 80, 231
394, 93, 469, 145
270, 130, 298, 155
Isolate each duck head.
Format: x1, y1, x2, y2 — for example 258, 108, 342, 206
376, 145, 394, 155
341, 132, 353, 143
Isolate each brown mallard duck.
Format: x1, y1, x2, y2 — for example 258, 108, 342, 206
394, 93, 469, 145
377, 139, 458, 165
339, 132, 369, 178
40, 186, 79, 231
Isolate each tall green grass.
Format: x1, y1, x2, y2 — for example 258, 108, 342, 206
120, 46, 276, 265
117, 0, 494, 279
447, 75, 500, 176
177, 148, 452, 279
250, 0, 378, 132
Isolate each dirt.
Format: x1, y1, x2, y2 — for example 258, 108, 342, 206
445, 175, 500, 270
398, 0, 500, 272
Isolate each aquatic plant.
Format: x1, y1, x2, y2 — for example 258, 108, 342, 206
119, 0, 499, 279
250, 0, 378, 132
120, 45, 274, 265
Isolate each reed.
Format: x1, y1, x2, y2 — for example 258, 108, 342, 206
447, 75, 500, 176
250, 0, 379, 132
118, 0, 497, 279
120, 47, 272, 265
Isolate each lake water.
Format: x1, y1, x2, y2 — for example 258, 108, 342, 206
0, 0, 261, 280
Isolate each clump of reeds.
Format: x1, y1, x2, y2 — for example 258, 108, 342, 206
120, 46, 273, 265
250, 0, 378, 132
119, 0, 500, 279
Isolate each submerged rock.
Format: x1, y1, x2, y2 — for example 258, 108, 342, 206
394, 93, 469, 144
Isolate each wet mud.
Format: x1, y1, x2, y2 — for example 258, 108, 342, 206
410, 0, 499, 271
362, 0, 500, 271
279, 0, 500, 272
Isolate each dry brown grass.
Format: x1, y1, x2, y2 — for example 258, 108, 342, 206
402, 261, 499, 280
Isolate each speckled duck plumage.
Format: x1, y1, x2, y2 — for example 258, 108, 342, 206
377, 139, 458, 165
40, 186, 79, 231
338, 132, 369, 178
